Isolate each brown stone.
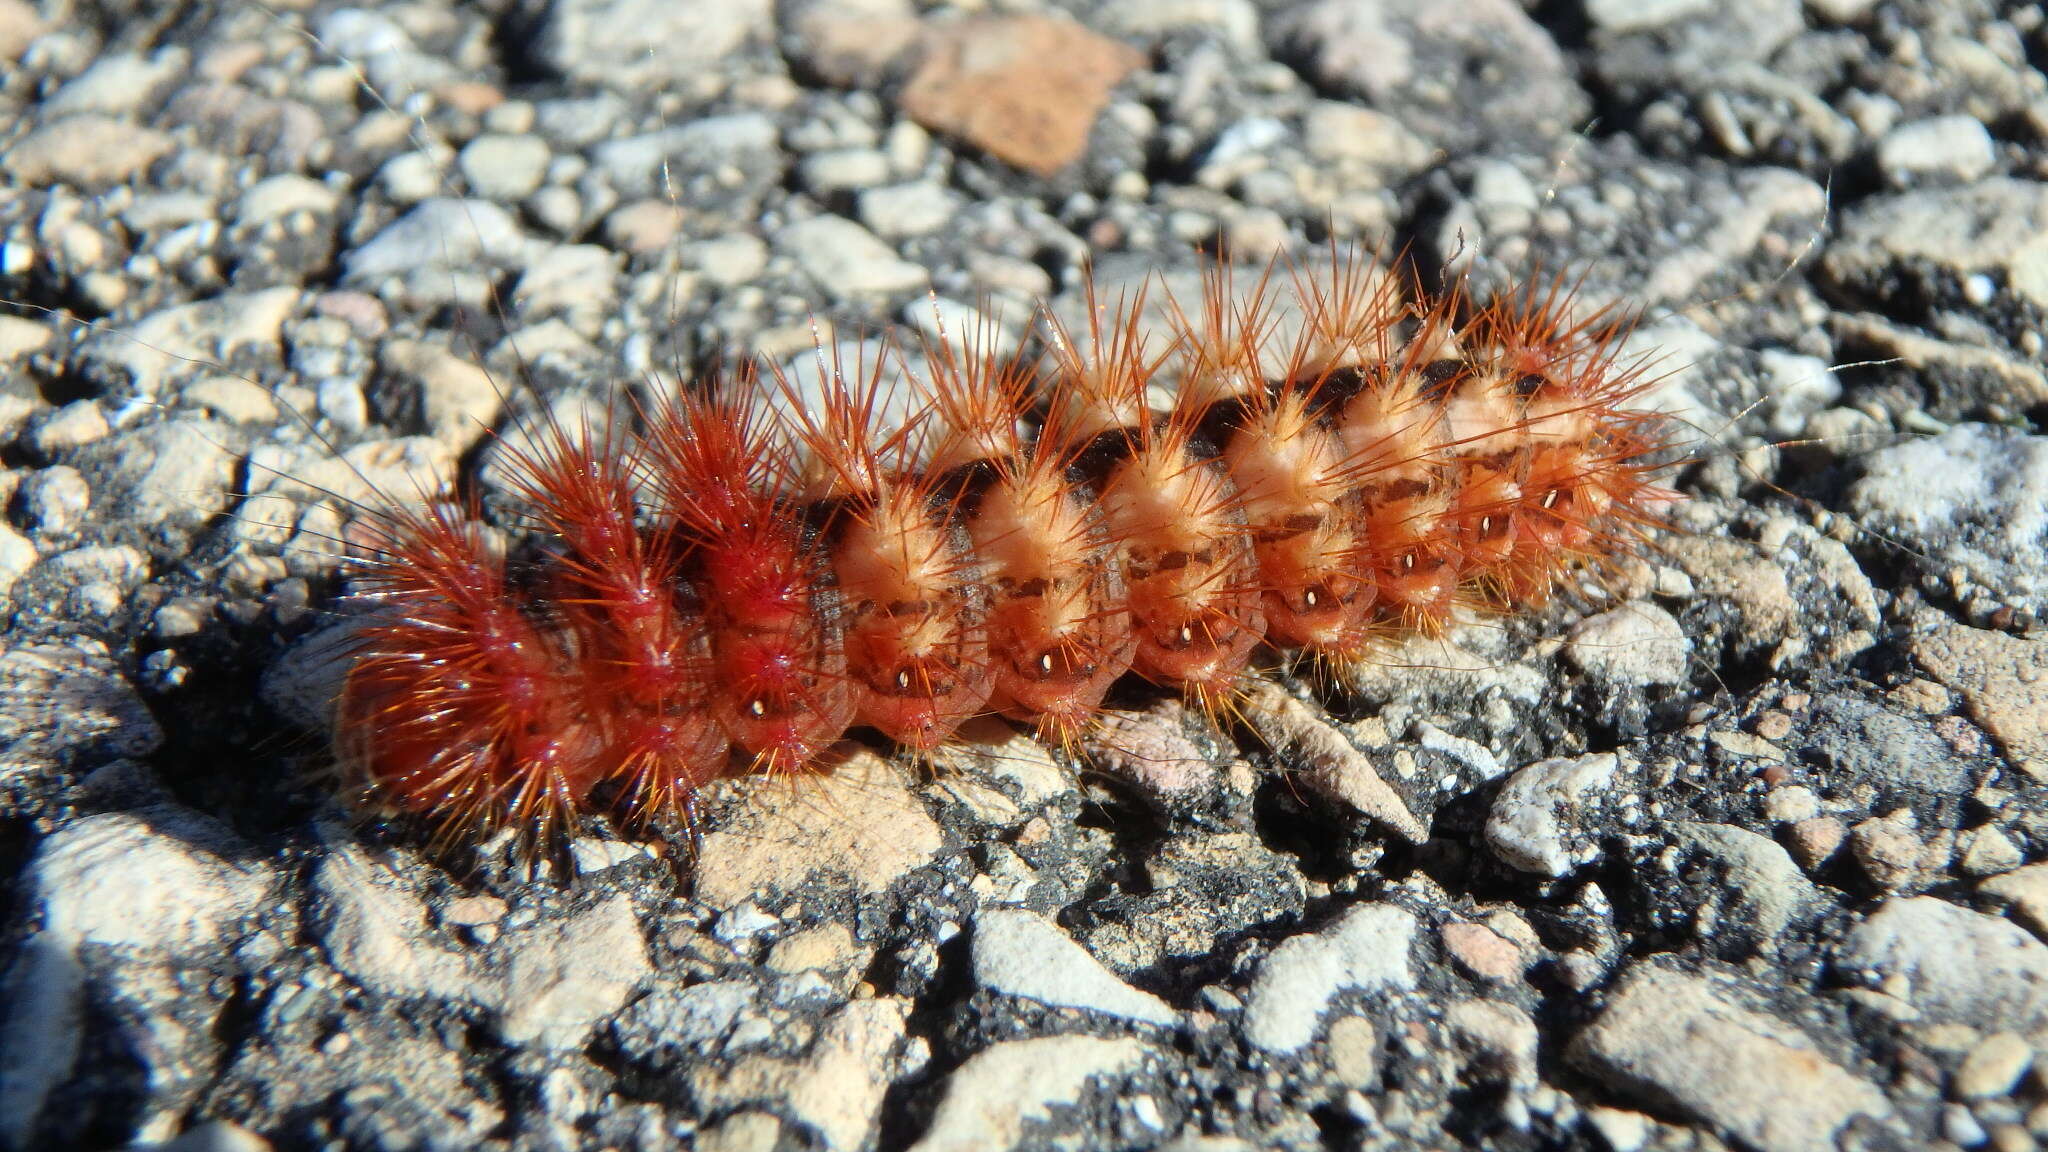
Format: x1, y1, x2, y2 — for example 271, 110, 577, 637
1440, 922, 1525, 983
1784, 816, 1846, 872
899, 15, 1144, 177
1910, 625, 2048, 781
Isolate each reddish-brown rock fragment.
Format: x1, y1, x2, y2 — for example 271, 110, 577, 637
899, 15, 1144, 177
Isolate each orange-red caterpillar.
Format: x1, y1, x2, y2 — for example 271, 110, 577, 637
334, 249, 1676, 849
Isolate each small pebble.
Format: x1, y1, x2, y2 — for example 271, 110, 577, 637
1785, 817, 1847, 871
18, 465, 92, 536
1958, 1034, 2035, 1101
26, 401, 111, 456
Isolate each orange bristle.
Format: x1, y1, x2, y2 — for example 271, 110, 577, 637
1047, 278, 1267, 709
773, 342, 995, 753
924, 324, 1137, 746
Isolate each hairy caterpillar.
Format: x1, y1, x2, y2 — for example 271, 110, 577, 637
330, 243, 1678, 854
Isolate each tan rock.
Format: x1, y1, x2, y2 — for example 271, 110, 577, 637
1570, 964, 1890, 1152
694, 751, 945, 910
1982, 862, 2048, 938
0, 0, 43, 62
1664, 536, 1797, 653
5, 115, 174, 189
909, 1034, 1153, 1152
696, 998, 908, 1152
1090, 699, 1219, 800
1910, 624, 2048, 780
900, 16, 1143, 177
1241, 681, 1427, 843
767, 922, 871, 994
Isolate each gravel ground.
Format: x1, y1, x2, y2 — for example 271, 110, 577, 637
5, 1, 2048, 1150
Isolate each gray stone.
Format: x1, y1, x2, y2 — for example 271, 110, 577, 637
1585, 0, 1710, 31
1877, 115, 1997, 185
1565, 602, 1692, 688
859, 181, 961, 239
1570, 963, 1890, 1152
79, 419, 238, 537
312, 8, 459, 96
1804, 695, 1968, 794
1835, 896, 2048, 1032
902, 297, 1018, 357
591, 114, 780, 198
1, 809, 268, 1147
1665, 821, 1819, 956
77, 286, 298, 403
235, 174, 340, 224
511, 243, 620, 335
535, 0, 773, 87
35, 544, 149, 619
17, 465, 91, 535
1097, 0, 1260, 51
1243, 903, 1417, 1054
1270, 0, 1586, 151
801, 148, 890, 195
972, 908, 1176, 1026
1824, 179, 2048, 313
343, 199, 530, 287
686, 234, 770, 285
459, 133, 552, 202
695, 998, 907, 1152
909, 1034, 1154, 1152
534, 93, 629, 149
780, 215, 927, 296
1486, 754, 1619, 877
614, 980, 761, 1060
0, 638, 162, 775
377, 150, 445, 204
1848, 424, 2048, 619
317, 846, 648, 1050
45, 50, 186, 117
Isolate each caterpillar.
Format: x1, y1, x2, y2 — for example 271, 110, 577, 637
329, 242, 1678, 855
